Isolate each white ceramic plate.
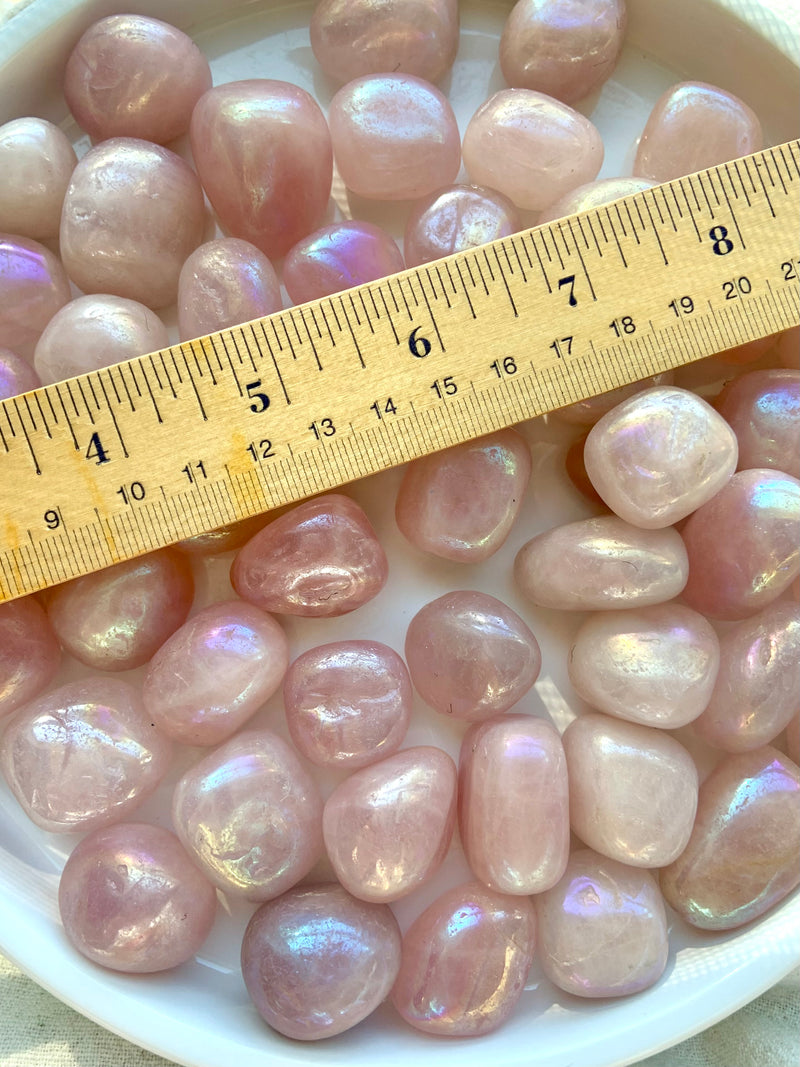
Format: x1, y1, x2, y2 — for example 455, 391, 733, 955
0, 2, 798, 1066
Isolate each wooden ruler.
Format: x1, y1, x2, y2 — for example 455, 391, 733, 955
1, 142, 798, 603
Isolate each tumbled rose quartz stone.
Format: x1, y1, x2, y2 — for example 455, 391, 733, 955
0, 233, 71, 359
176, 514, 269, 556
776, 326, 798, 369
241, 883, 401, 1041
680, 469, 800, 620
283, 221, 404, 304
462, 89, 603, 212
143, 600, 289, 747
537, 175, 656, 224
0, 347, 40, 400
395, 429, 532, 562
390, 881, 536, 1036
715, 369, 800, 479
0, 679, 172, 833
0, 597, 60, 720
46, 548, 193, 671
633, 81, 762, 182
191, 80, 332, 259
283, 640, 411, 768
563, 712, 698, 867
59, 138, 205, 309
58, 822, 216, 973
405, 590, 541, 720
322, 745, 456, 902
0, 117, 77, 239
403, 184, 521, 268
514, 515, 689, 610
660, 747, 800, 930
554, 371, 674, 427
459, 714, 569, 894
171, 730, 324, 901
231, 494, 388, 617
535, 848, 668, 998
328, 74, 460, 200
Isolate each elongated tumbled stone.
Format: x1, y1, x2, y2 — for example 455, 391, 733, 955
0, 233, 71, 358
0, 117, 77, 239
283, 221, 404, 304
538, 176, 656, 223
715, 369, 800, 479
403, 184, 520, 268
0, 597, 61, 719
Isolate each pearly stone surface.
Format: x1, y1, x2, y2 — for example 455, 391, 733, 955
283, 640, 411, 768
176, 515, 268, 556
0, 347, 40, 399
283, 221, 404, 304
680, 469, 800, 620
554, 372, 673, 426
462, 89, 603, 212
567, 603, 720, 729
329, 74, 460, 200
395, 430, 531, 562
143, 600, 289, 747
59, 822, 216, 973
231, 494, 388, 617
310, 0, 459, 84
535, 848, 668, 998
403, 183, 520, 268
46, 548, 194, 672
191, 80, 332, 259
34, 294, 169, 385
776, 326, 798, 369
390, 881, 537, 1036
459, 714, 569, 894
0, 678, 172, 833
171, 730, 324, 900
633, 81, 762, 182
0, 233, 71, 359
514, 515, 689, 610
59, 137, 205, 309
584, 386, 739, 528
538, 175, 656, 223
0, 117, 77, 239
0, 597, 60, 720
323, 745, 457, 902
660, 746, 800, 930
715, 369, 800, 479
405, 590, 541, 720
241, 883, 402, 1041
563, 712, 698, 867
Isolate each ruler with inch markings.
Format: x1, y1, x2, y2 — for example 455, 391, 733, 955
1, 142, 799, 604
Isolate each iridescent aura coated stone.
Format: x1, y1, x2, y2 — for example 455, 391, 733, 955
403, 184, 520, 268
0, 347, 40, 400
283, 221, 404, 304
0, 233, 71, 358
715, 369, 800, 479
0, 117, 77, 239
538, 175, 656, 224
0, 597, 60, 719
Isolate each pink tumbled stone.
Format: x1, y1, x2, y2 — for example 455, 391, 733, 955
176, 514, 268, 556
172, 730, 324, 900
405, 590, 541, 720
462, 89, 603, 212
0, 233, 71, 359
0, 597, 60, 720
283, 640, 411, 768
535, 848, 668, 998
459, 714, 569, 894
322, 745, 456, 902
403, 184, 521, 268
329, 74, 460, 200
563, 712, 698, 867
715, 369, 800, 479
660, 747, 800, 930
231, 494, 388, 617
283, 221, 404, 304
59, 822, 216, 973
46, 548, 193, 671
538, 175, 656, 223
390, 881, 536, 1036
241, 883, 401, 1041
776, 327, 798, 369
0, 679, 172, 833
786, 715, 800, 764
554, 371, 674, 426
0, 347, 40, 399
0, 117, 77, 239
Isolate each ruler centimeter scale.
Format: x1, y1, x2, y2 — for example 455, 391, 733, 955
1, 142, 799, 604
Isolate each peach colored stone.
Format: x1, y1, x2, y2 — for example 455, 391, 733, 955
715, 369, 800, 479
0, 117, 77, 239
0, 233, 71, 359
0, 597, 60, 720
283, 221, 404, 304
403, 184, 520, 268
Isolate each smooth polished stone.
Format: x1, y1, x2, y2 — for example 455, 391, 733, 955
329, 74, 460, 200
0, 117, 77, 239
776, 327, 798, 369
535, 848, 668, 998
459, 714, 569, 894
0, 679, 172, 833
176, 514, 269, 555
322, 745, 457, 902
0, 597, 60, 720
405, 590, 541, 720
241, 884, 401, 1041
0, 233, 71, 359
538, 175, 656, 223
59, 138, 205, 309
634, 81, 762, 182
172, 730, 324, 900
715, 369, 800, 479
554, 371, 673, 426
33, 294, 169, 385
283, 221, 404, 304
565, 432, 607, 506
680, 469, 800, 620
660, 747, 800, 930
462, 89, 603, 212
390, 881, 536, 1036
403, 184, 520, 268
284, 640, 411, 768
563, 712, 698, 867
584, 387, 739, 529
0, 347, 40, 400
191, 80, 332, 259
46, 548, 194, 671
231, 494, 388, 617
59, 822, 216, 973
514, 515, 689, 610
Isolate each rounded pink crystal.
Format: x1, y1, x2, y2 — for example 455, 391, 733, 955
0, 117, 77, 239
0, 597, 60, 720
538, 175, 656, 224
403, 184, 520, 268
0, 233, 71, 359
283, 221, 404, 304
0, 347, 40, 399
715, 369, 800, 479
